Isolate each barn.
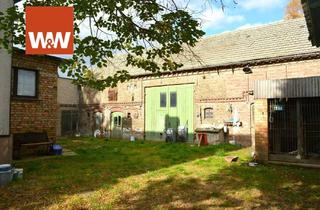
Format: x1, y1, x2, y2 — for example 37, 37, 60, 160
74, 18, 320, 165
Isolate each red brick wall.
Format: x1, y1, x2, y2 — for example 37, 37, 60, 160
82, 58, 320, 148
254, 99, 268, 163
10, 51, 60, 140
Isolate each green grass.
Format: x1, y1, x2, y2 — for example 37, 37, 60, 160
0, 138, 319, 210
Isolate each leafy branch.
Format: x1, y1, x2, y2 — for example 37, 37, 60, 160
0, 0, 229, 90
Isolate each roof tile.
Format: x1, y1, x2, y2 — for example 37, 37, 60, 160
102, 18, 320, 76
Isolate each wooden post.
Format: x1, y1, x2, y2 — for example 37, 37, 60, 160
296, 100, 304, 159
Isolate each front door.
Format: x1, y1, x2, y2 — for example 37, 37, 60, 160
111, 112, 123, 139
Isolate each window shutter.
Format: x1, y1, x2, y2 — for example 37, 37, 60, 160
108, 88, 118, 101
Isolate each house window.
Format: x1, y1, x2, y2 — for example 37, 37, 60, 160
113, 115, 122, 127
204, 108, 213, 119
170, 92, 177, 107
108, 88, 118, 101
12, 68, 38, 98
114, 116, 118, 125
160, 92, 167, 107
118, 116, 122, 126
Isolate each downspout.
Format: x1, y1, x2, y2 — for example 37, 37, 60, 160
109, 111, 112, 138
250, 102, 255, 150
77, 85, 83, 136
141, 79, 145, 141
143, 86, 146, 141
247, 71, 255, 150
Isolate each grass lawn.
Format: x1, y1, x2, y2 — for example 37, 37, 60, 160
0, 138, 319, 210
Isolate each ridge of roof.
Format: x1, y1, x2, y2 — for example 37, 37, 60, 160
14, 47, 65, 62
100, 18, 320, 77
200, 18, 305, 41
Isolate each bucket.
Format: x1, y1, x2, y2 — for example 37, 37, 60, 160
130, 135, 135, 142
52, 144, 63, 155
0, 164, 11, 172
229, 140, 236, 145
0, 164, 12, 187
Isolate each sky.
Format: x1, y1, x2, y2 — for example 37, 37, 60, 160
187, 0, 290, 36
16, 0, 291, 77
17, 0, 290, 37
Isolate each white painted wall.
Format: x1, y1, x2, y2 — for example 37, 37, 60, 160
57, 78, 80, 136
0, 0, 13, 163
0, 0, 12, 136
57, 78, 79, 105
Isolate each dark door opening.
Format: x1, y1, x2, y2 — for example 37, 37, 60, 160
269, 98, 320, 159
61, 110, 79, 136
301, 98, 320, 157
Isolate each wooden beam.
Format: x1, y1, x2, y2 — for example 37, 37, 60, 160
296, 100, 304, 159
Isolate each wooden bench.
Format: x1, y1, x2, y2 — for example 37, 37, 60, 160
13, 132, 54, 159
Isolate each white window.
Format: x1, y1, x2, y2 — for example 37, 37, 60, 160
204, 108, 214, 119
13, 69, 37, 98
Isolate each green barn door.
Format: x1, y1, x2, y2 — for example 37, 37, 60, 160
145, 87, 168, 140
145, 84, 194, 141
167, 86, 179, 135
175, 85, 194, 140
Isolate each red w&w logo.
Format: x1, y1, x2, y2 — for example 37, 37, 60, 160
28, 32, 71, 49
26, 7, 74, 55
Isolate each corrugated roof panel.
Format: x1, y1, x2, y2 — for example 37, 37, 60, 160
255, 76, 320, 99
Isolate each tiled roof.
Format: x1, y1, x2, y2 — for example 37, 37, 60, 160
102, 18, 320, 76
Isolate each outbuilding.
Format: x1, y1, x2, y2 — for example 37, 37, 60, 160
78, 18, 320, 165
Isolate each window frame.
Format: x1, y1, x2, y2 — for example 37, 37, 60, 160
12, 67, 39, 100
160, 92, 167, 108
108, 88, 118, 101
113, 116, 118, 126
114, 116, 122, 127
204, 107, 214, 119
117, 116, 122, 127
170, 92, 177, 107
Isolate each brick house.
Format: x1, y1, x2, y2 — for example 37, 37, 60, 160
76, 18, 320, 165
10, 49, 62, 142
0, 47, 61, 162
